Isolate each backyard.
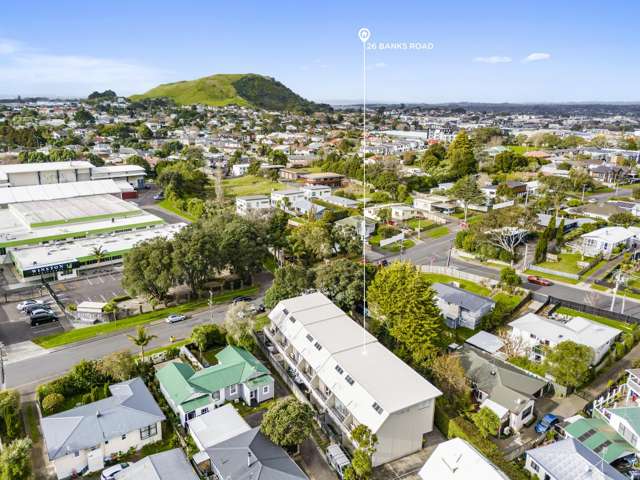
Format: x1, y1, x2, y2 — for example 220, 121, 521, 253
222, 175, 287, 197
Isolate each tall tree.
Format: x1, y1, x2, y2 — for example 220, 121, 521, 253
447, 130, 476, 178
0, 438, 32, 480
314, 259, 365, 312
449, 175, 484, 222
478, 206, 534, 265
543, 340, 592, 388
123, 237, 175, 303
172, 223, 220, 297
429, 354, 471, 412
471, 407, 500, 439
367, 262, 444, 368
261, 398, 314, 451
264, 264, 314, 309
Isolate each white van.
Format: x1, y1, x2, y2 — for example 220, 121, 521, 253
326, 444, 350, 479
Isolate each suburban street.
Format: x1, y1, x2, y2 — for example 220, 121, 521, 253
4, 297, 256, 396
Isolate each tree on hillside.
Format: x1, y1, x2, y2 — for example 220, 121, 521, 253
449, 175, 484, 222
447, 130, 476, 178
544, 340, 592, 388
123, 237, 175, 303
314, 259, 365, 312
74, 109, 95, 125
126, 155, 152, 175
367, 262, 444, 368
136, 123, 153, 139
556, 218, 565, 245
269, 149, 288, 166
261, 398, 314, 451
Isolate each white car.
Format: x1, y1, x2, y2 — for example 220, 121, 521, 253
17, 299, 44, 311
100, 463, 129, 480
166, 313, 187, 323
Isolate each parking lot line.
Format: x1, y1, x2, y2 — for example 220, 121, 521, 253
97, 277, 105, 284
99, 294, 106, 301
87, 278, 93, 286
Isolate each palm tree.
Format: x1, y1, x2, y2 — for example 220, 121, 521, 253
92, 246, 106, 264
127, 326, 157, 361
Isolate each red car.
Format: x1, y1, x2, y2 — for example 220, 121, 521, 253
527, 275, 552, 287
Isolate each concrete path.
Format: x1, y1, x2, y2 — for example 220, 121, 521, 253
300, 439, 336, 480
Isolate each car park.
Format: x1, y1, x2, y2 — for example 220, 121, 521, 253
535, 413, 560, 434
100, 463, 129, 480
166, 313, 186, 323
30, 310, 58, 326
17, 299, 44, 311
21, 302, 50, 314
527, 275, 553, 287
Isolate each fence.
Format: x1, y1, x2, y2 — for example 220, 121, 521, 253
418, 211, 448, 225
420, 265, 498, 287
547, 296, 639, 325
527, 264, 580, 281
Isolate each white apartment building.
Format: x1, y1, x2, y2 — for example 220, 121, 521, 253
270, 189, 305, 207
302, 185, 331, 199
235, 195, 271, 216
266, 293, 442, 466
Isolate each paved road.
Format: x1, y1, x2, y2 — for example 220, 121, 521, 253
5, 297, 260, 396
383, 225, 640, 318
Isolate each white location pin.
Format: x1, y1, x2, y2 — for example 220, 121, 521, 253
358, 27, 371, 43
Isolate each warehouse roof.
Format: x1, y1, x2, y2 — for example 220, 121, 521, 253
0, 180, 124, 205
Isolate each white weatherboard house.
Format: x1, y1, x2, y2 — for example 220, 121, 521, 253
235, 195, 271, 216
580, 226, 640, 258
418, 438, 509, 480
266, 292, 442, 466
270, 189, 305, 207
509, 312, 621, 366
41, 378, 165, 479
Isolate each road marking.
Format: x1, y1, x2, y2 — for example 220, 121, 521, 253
87, 278, 93, 286
97, 277, 105, 284
99, 294, 106, 301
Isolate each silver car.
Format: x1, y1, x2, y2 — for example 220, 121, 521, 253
166, 313, 187, 323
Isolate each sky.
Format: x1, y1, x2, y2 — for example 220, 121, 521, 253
1, 0, 639, 103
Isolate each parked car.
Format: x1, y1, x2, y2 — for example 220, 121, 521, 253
326, 444, 351, 479
166, 313, 186, 323
101, 463, 129, 480
153, 192, 164, 201
30, 310, 58, 326
24, 303, 53, 314
17, 299, 44, 311
535, 413, 560, 434
232, 296, 253, 304
247, 303, 265, 314
527, 275, 553, 287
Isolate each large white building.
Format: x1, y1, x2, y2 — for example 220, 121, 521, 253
266, 293, 441, 466
509, 312, 621, 366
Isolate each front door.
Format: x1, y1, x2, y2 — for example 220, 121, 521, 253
249, 389, 257, 406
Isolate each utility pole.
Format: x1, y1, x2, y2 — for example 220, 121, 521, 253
446, 241, 453, 267
0, 342, 6, 390
208, 290, 214, 323
582, 184, 587, 203
610, 271, 621, 312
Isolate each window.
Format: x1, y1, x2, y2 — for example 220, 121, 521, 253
521, 405, 533, 419
530, 460, 539, 472
263, 385, 270, 394
335, 365, 344, 375
306, 334, 314, 342
201, 407, 209, 415
230, 384, 238, 395
372, 402, 383, 415
289, 316, 296, 323
140, 424, 157, 440
74, 451, 80, 458
212, 391, 221, 401
121, 434, 126, 440
314, 342, 322, 351
283, 308, 289, 315
345, 375, 354, 386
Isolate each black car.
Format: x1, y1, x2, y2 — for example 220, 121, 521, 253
232, 296, 253, 304
30, 310, 58, 326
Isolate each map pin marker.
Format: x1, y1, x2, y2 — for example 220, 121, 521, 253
358, 28, 371, 43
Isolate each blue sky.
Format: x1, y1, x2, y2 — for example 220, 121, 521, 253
1, 0, 639, 103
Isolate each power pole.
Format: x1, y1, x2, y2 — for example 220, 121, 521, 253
0, 342, 6, 390
209, 290, 214, 323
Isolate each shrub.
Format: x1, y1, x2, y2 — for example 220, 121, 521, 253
42, 393, 65, 415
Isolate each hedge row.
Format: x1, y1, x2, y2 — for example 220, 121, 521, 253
435, 401, 531, 480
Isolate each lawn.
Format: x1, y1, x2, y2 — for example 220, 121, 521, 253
157, 198, 198, 222
222, 175, 287, 197
404, 218, 436, 230
536, 253, 591, 275
33, 286, 259, 349
555, 306, 635, 333
144, 338, 191, 358
507, 145, 538, 154
369, 234, 415, 252
424, 226, 450, 239
422, 273, 492, 297
24, 403, 41, 443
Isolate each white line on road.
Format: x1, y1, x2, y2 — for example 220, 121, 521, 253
87, 278, 93, 286
99, 294, 106, 301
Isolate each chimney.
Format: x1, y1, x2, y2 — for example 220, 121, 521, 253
247, 451, 252, 467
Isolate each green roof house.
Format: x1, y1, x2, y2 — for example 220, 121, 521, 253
564, 417, 634, 464
156, 346, 274, 426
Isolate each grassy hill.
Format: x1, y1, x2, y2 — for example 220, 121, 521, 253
130, 73, 332, 113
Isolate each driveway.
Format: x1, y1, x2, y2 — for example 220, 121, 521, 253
373, 430, 445, 480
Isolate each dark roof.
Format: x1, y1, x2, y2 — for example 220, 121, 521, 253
205, 427, 308, 480
432, 283, 495, 314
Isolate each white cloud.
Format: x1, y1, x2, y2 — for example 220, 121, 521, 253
0, 38, 170, 96
473, 56, 512, 64
522, 52, 551, 63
